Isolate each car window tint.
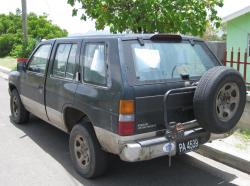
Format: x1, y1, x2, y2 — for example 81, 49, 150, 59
52, 44, 71, 77
65, 44, 77, 79
28, 44, 51, 74
83, 43, 107, 86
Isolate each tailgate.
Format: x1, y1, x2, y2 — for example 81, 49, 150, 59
134, 83, 196, 134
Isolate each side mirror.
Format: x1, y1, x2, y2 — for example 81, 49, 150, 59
17, 62, 27, 72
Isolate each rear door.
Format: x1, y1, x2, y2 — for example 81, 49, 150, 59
74, 40, 117, 132
20, 42, 53, 121
45, 39, 81, 131
122, 39, 219, 134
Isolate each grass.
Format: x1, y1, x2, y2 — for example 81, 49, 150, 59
0, 56, 17, 70
235, 128, 250, 141
233, 129, 250, 150
238, 129, 250, 141
235, 143, 246, 150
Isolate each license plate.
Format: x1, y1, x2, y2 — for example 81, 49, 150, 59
177, 138, 199, 154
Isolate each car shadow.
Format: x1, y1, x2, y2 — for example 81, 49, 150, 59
11, 116, 238, 186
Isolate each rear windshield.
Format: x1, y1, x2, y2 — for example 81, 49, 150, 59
124, 40, 217, 82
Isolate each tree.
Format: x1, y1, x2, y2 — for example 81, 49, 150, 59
0, 10, 68, 57
0, 10, 68, 40
202, 22, 221, 41
221, 23, 227, 41
68, 0, 223, 35
0, 34, 16, 57
27, 13, 68, 40
201, 22, 227, 41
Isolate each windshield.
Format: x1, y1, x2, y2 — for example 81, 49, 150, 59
129, 41, 217, 82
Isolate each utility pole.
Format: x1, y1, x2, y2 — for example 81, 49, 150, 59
21, 0, 28, 43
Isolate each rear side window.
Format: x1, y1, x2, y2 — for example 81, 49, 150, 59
28, 44, 51, 74
52, 43, 77, 79
83, 43, 107, 86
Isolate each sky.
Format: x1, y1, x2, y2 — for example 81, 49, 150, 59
0, 0, 250, 35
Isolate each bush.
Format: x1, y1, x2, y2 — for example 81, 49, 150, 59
10, 38, 37, 58
0, 34, 16, 57
0, 11, 68, 58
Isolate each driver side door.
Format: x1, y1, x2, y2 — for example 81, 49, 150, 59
20, 42, 53, 121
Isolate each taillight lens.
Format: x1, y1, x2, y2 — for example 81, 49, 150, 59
118, 121, 135, 136
118, 100, 135, 136
119, 100, 134, 114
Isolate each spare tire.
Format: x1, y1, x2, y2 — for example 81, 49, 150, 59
193, 66, 246, 134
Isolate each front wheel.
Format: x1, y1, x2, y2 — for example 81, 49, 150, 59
69, 122, 108, 178
10, 89, 30, 124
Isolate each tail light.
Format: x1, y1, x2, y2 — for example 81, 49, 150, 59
118, 100, 135, 136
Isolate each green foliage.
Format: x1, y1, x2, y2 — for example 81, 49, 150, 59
68, 0, 223, 35
221, 23, 227, 41
10, 38, 37, 58
0, 34, 17, 57
0, 12, 22, 35
27, 13, 68, 40
202, 22, 227, 41
202, 23, 221, 41
237, 129, 250, 141
0, 9, 68, 57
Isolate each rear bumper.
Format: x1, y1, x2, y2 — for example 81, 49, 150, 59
120, 127, 209, 162
120, 137, 176, 162
94, 122, 233, 162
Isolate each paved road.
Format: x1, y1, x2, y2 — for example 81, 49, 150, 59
0, 77, 250, 186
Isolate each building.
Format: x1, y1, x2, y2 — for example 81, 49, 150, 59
223, 6, 250, 61
223, 6, 250, 83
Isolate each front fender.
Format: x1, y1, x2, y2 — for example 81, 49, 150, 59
8, 71, 21, 94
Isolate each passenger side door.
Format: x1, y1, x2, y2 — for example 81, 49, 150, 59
20, 43, 53, 121
74, 41, 115, 131
45, 40, 81, 131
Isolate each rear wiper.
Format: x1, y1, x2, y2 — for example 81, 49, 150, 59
189, 39, 195, 46
180, 73, 190, 80
137, 37, 144, 46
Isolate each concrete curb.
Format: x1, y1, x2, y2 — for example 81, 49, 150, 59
0, 66, 10, 80
196, 145, 250, 174
0, 66, 11, 74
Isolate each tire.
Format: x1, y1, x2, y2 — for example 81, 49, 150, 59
193, 66, 246, 134
69, 122, 108, 178
10, 89, 30, 124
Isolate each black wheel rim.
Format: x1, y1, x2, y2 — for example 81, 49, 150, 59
12, 96, 19, 118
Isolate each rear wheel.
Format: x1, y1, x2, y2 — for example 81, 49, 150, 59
10, 89, 30, 124
69, 122, 108, 178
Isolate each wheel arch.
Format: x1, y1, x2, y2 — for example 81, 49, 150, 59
62, 106, 117, 155
8, 71, 21, 94
9, 83, 17, 92
63, 106, 94, 133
